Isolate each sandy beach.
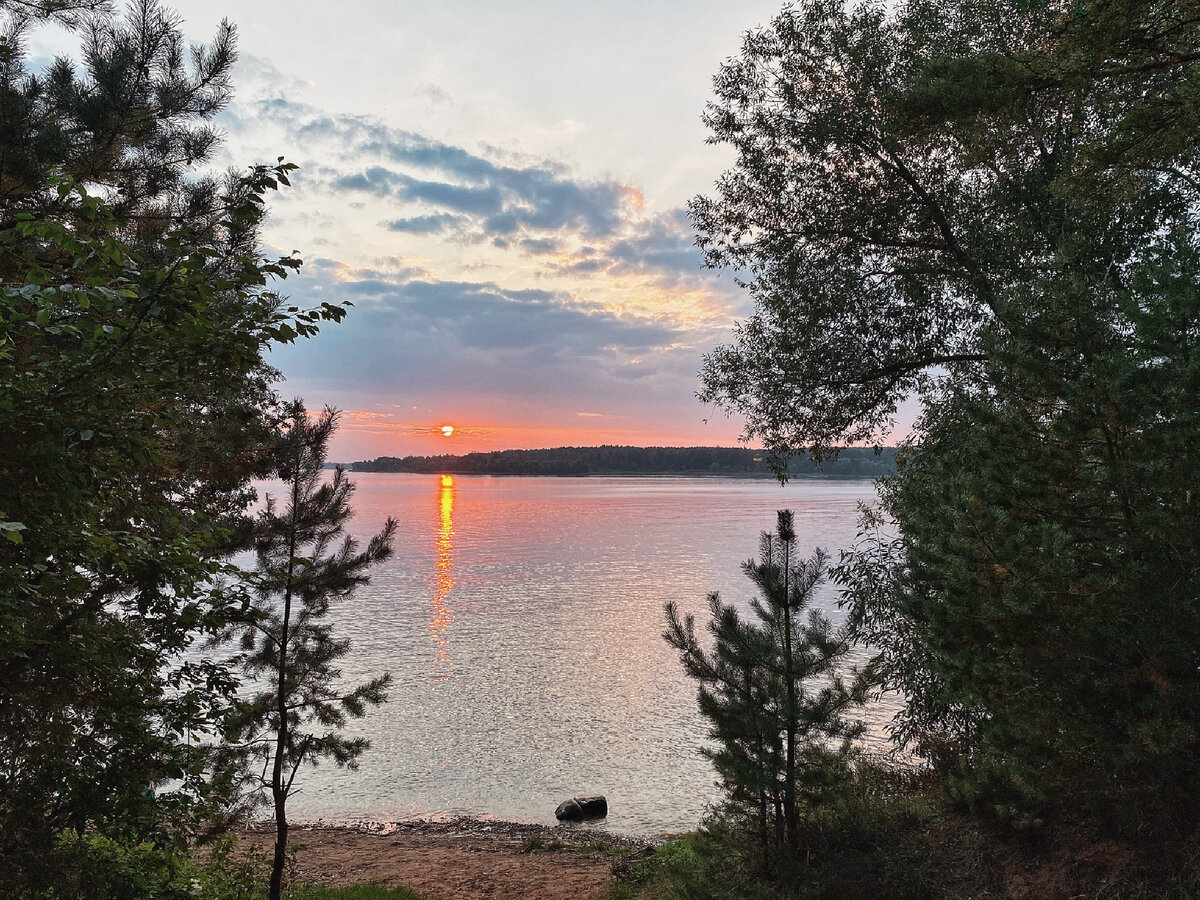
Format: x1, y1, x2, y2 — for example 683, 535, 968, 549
237, 818, 657, 900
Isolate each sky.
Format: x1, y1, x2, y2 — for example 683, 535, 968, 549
36, 1, 793, 461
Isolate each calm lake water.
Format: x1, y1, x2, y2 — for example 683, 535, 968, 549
263, 473, 895, 836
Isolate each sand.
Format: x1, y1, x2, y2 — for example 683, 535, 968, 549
236, 818, 656, 900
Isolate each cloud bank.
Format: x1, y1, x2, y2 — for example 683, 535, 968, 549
216, 70, 749, 457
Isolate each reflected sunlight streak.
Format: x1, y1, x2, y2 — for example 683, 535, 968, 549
429, 474, 456, 689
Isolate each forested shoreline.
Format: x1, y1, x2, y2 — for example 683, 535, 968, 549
350, 445, 896, 478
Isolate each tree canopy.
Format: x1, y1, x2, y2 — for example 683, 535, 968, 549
695, 0, 1200, 458
0, 2, 346, 889
694, 0, 1200, 824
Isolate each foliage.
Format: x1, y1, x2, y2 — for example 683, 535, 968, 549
0, 168, 343, 889
0, 1, 347, 890
32, 830, 262, 900
607, 761, 935, 900
0, 0, 240, 247
218, 402, 396, 900
30, 830, 430, 900
606, 831, 772, 900
694, 0, 1200, 823
665, 511, 865, 878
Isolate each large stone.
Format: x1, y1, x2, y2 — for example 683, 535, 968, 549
554, 798, 584, 821
555, 794, 607, 821
575, 794, 608, 818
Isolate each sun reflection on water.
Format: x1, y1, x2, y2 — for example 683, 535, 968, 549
429, 474, 455, 688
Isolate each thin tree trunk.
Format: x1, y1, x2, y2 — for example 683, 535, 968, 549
781, 537, 799, 861
269, 447, 303, 900
269, 778, 288, 900
773, 788, 783, 864
759, 789, 770, 875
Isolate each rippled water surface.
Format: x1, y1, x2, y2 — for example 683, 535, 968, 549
264, 473, 891, 835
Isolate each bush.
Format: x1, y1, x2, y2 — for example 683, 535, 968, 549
30, 831, 269, 900
608, 760, 938, 900
38, 831, 201, 900
33, 832, 426, 900
608, 829, 782, 900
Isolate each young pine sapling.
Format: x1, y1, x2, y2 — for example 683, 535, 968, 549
665, 510, 865, 876
221, 402, 397, 900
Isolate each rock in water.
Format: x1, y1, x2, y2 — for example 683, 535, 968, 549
555, 794, 607, 821
575, 795, 608, 818
554, 798, 584, 821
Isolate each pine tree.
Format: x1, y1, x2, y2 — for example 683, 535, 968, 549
219, 402, 396, 900
0, 0, 238, 244
665, 511, 865, 877
0, 4, 356, 885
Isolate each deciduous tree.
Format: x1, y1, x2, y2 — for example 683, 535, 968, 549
0, 2, 347, 889
694, 0, 1200, 823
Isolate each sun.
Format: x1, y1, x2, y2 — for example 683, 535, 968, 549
441, 425, 454, 437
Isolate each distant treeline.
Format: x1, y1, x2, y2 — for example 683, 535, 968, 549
350, 445, 896, 478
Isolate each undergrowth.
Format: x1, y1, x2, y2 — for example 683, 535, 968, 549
24, 831, 427, 900
606, 758, 1200, 900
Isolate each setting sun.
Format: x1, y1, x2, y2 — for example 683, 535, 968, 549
441, 425, 454, 437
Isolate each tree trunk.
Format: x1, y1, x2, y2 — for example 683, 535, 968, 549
759, 789, 770, 874
268, 614, 292, 900
269, 455, 302, 900
781, 540, 799, 861
269, 777, 288, 900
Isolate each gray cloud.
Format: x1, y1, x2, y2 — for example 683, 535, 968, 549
329, 276, 674, 354
333, 166, 505, 215
385, 213, 470, 234
270, 261, 710, 409
331, 157, 628, 238
548, 209, 721, 289
222, 91, 734, 296
230, 95, 634, 241
519, 237, 559, 255
608, 210, 703, 275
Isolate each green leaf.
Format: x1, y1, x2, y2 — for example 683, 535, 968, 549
1, 521, 26, 544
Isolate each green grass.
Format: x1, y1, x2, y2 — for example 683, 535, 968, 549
522, 837, 568, 853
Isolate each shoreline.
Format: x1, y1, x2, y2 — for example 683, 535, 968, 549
244, 813, 663, 847
235, 816, 662, 900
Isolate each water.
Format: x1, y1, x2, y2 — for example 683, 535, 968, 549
253, 473, 894, 836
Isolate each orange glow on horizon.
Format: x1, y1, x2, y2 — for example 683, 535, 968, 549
329, 410, 761, 460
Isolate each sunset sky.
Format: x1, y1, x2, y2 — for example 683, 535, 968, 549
38, 2, 794, 460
